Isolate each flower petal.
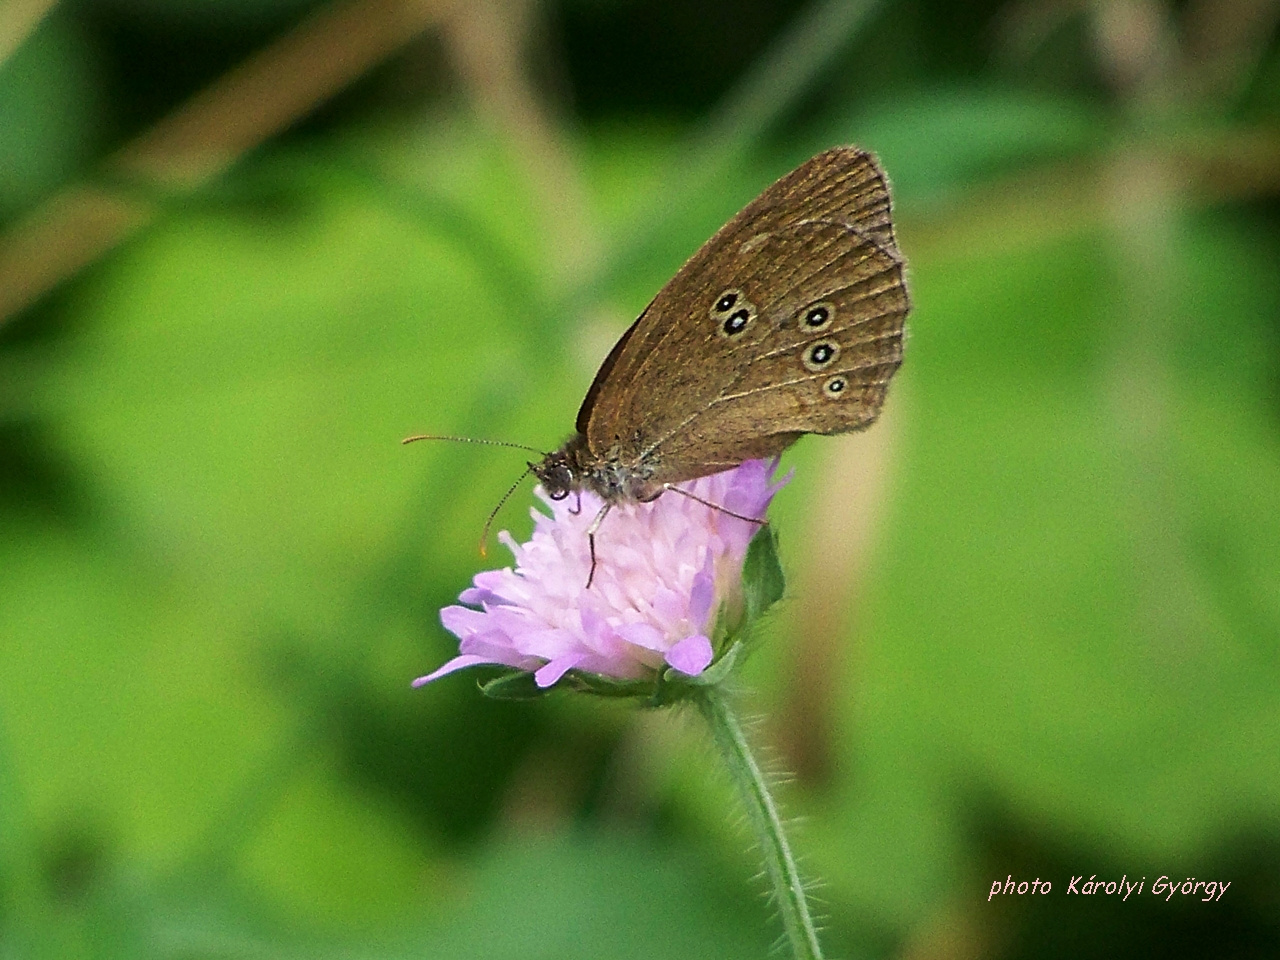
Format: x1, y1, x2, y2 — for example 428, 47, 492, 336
651, 586, 687, 626
535, 654, 585, 688
411, 654, 494, 687
664, 635, 713, 676
616, 621, 666, 652
688, 568, 715, 629
440, 605, 488, 640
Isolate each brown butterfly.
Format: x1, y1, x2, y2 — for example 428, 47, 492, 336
409, 146, 909, 585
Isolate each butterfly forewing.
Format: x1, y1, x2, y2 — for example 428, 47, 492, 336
578, 146, 908, 484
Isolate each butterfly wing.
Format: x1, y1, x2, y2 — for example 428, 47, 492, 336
578, 147, 908, 484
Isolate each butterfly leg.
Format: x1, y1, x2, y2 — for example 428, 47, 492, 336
584, 502, 613, 589
662, 484, 767, 526
568, 491, 582, 516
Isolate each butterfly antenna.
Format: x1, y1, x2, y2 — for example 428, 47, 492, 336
401, 433, 543, 454
480, 465, 534, 557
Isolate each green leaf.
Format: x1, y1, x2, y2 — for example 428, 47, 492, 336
741, 526, 785, 626
479, 671, 550, 701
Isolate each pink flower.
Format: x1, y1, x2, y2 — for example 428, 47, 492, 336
415, 459, 787, 690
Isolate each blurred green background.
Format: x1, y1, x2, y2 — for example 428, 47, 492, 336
2, 0, 1279, 957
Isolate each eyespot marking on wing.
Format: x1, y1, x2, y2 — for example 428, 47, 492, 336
801, 301, 834, 331
803, 340, 840, 371
711, 288, 756, 338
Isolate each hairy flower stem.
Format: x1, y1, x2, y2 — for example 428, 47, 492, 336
696, 685, 823, 960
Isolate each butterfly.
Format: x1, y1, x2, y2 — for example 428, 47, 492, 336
409, 146, 909, 586
530, 146, 908, 581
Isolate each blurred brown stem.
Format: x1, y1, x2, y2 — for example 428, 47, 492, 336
1180, 0, 1280, 103
775, 404, 899, 786
440, 0, 596, 285
0, 0, 57, 70
0, 0, 457, 326
905, 127, 1280, 260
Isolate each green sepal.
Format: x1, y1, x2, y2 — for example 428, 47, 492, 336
741, 525, 785, 626
480, 668, 663, 702
565, 671, 656, 699
479, 670, 552, 701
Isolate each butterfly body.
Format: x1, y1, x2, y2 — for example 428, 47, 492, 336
530, 145, 909, 518
530, 434, 661, 504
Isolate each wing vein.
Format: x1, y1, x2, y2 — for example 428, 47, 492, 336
711, 361, 899, 404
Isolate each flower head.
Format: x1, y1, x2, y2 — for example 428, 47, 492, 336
416, 459, 787, 690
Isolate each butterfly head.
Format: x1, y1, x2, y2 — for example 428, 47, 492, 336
530, 450, 577, 501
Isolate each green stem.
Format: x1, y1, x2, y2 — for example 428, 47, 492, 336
696, 685, 824, 960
